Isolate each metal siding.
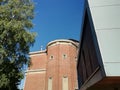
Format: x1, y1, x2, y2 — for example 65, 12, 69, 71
88, 0, 120, 76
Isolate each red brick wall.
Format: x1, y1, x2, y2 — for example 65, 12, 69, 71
29, 53, 47, 70
24, 40, 78, 90
24, 52, 47, 90
45, 44, 60, 90
24, 73, 46, 90
45, 43, 78, 90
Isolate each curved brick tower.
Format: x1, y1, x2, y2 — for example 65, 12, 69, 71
24, 39, 78, 90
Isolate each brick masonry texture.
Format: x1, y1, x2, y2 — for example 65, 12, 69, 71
24, 39, 78, 90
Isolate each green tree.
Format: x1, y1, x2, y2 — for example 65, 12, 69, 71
0, 0, 35, 89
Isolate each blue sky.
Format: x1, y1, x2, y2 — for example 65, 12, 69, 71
19, 0, 85, 89
30, 0, 84, 51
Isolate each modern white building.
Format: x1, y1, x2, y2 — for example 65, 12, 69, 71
77, 0, 120, 90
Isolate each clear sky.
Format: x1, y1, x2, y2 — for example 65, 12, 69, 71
19, 0, 85, 89
30, 0, 85, 52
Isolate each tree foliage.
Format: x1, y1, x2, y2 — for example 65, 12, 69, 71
0, 0, 35, 89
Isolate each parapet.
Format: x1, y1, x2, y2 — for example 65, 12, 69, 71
47, 39, 79, 48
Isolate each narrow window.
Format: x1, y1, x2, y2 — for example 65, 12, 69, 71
62, 76, 68, 90
75, 57, 77, 61
62, 54, 67, 59
48, 77, 52, 90
50, 55, 54, 59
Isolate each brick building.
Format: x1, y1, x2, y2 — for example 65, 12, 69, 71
24, 39, 79, 90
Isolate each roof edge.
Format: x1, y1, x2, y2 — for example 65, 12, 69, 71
47, 39, 79, 48
29, 50, 46, 55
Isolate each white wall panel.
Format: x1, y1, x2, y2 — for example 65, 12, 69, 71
96, 30, 120, 62
87, 0, 120, 76
89, 6, 120, 30
104, 62, 120, 76
88, 0, 120, 7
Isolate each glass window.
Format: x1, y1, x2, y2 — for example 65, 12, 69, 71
62, 76, 68, 90
50, 55, 54, 59
48, 77, 52, 90
62, 54, 67, 59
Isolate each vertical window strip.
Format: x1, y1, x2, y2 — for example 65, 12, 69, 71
48, 77, 52, 90
62, 76, 68, 90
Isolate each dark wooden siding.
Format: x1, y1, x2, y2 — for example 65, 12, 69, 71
78, 11, 100, 85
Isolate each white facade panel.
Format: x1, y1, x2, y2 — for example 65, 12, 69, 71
87, 0, 120, 76
96, 30, 120, 62
89, 6, 120, 30
88, 0, 120, 7
104, 62, 120, 76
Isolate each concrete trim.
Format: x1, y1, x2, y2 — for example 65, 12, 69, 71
47, 39, 79, 48
25, 69, 46, 74
29, 50, 46, 56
